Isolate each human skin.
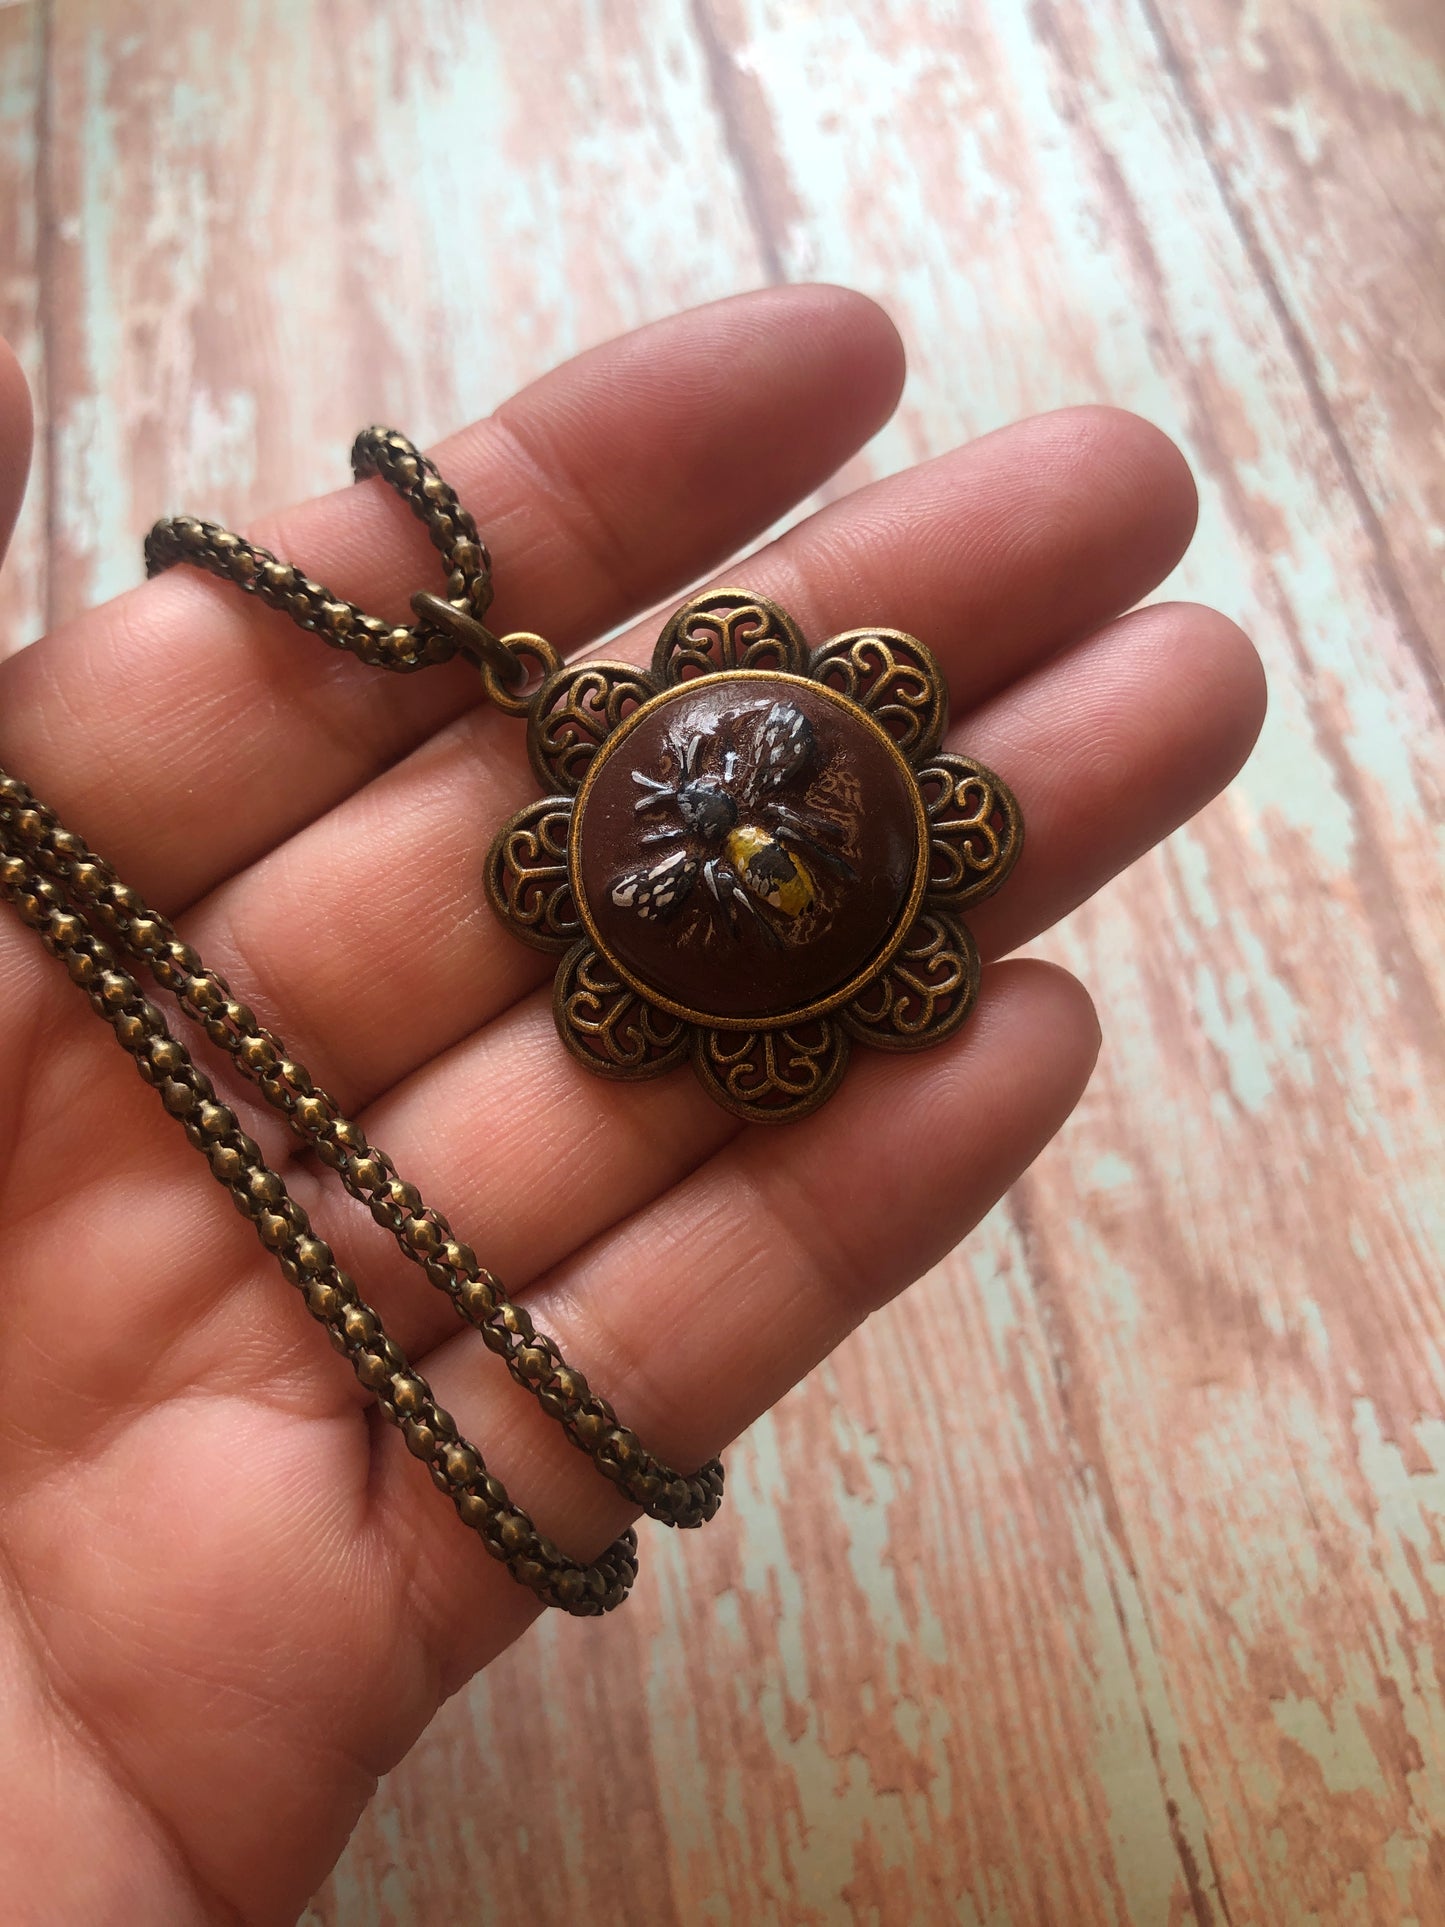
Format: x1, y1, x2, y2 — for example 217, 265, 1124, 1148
0, 287, 1264, 1923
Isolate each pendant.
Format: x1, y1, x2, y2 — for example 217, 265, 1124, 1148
485, 590, 1022, 1121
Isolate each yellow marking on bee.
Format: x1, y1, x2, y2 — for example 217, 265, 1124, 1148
725, 825, 815, 917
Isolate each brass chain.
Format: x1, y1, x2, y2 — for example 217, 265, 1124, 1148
143, 426, 493, 671
0, 430, 724, 1615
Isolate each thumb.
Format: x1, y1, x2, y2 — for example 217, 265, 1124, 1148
0, 337, 33, 577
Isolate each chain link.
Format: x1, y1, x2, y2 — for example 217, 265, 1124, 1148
0, 770, 727, 1610
0, 430, 726, 1613
146, 427, 507, 676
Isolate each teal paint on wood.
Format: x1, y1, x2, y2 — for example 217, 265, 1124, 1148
0, 2, 44, 650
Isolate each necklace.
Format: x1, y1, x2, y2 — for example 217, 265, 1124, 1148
0, 429, 1021, 1611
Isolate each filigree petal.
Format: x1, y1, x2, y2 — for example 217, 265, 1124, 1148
915, 752, 1024, 908
483, 796, 580, 953
553, 943, 692, 1080
808, 627, 949, 762
527, 660, 659, 794
692, 1018, 849, 1121
840, 908, 980, 1052
652, 588, 808, 685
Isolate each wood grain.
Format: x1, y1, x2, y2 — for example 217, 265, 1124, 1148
30, 0, 770, 626
1150, 0, 1445, 700
3, 1, 1443, 1921
0, 2, 44, 650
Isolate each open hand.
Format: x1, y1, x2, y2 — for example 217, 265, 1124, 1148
0, 288, 1264, 1922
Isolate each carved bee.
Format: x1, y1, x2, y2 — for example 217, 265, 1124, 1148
613, 701, 855, 940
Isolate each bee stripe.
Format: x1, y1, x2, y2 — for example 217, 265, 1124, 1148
725, 825, 815, 918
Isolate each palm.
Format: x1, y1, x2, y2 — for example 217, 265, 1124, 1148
0, 964, 412, 1916
0, 289, 1263, 1923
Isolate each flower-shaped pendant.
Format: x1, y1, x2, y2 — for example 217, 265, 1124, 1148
485, 590, 1022, 1121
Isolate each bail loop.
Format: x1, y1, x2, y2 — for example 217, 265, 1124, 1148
409, 590, 519, 683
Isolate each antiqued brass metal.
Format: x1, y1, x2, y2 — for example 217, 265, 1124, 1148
809, 627, 950, 761
408, 589, 514, 685
917, 753, 1026, 908
693, 1018, 853, 1122
482, 796, 580, 953
0, 427, 1023, 1611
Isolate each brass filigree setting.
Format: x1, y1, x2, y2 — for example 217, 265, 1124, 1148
693, 1019, 851, 1122
838, 908, 980, 1051
809, 627, 949, 761
553, 943, 692, 1080
486, 588, 1024, 1122
483, 796, 580, 951
529, 659, 659, 793
651, 588, 808, 682
917, 752, 1024, 908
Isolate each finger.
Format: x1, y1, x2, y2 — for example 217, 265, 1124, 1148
174, 406, 1198, 1112
0, 336, 32, 571
0, 286, 904, 903
383, 959, 1101, 1666
963, 600, 1267, 960
761, 402, 1198, 715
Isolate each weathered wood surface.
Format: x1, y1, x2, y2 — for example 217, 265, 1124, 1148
3, 1, 1443, 1919
0, 4, 42, 655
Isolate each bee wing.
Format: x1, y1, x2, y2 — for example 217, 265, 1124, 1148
743, 701, 816, 802
610, 847, 699, 922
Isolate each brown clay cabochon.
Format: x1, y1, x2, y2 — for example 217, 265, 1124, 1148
570, 673, 926, 1026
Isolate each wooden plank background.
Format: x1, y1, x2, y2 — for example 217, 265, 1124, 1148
2, 1, 1442, 1919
